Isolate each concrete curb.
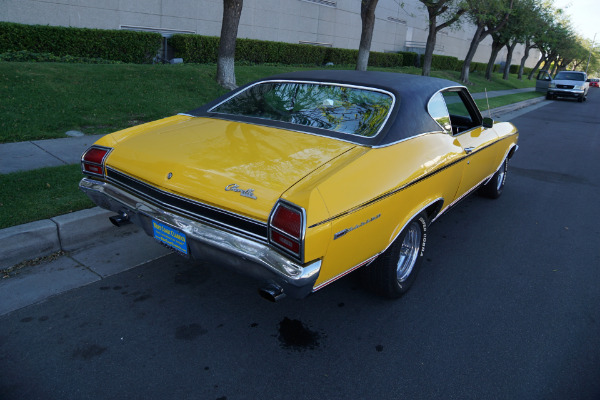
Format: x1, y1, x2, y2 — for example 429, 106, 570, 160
0, 207, 115, 269
487, 95, 546, 118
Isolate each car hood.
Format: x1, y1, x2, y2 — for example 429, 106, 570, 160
104, 115, 356, 221
553, 79, 586, 86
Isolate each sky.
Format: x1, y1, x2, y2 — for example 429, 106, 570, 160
551, 0, 597, 43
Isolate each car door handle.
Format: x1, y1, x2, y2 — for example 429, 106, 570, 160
464, 147, 475, 154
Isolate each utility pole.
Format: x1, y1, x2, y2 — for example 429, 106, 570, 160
586, 33, 596, 74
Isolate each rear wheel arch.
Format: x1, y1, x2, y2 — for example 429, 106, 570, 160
360, 211, 429, 298
507, 144, 518, 160
386, 197, 441, 246
424, 199, 444, 223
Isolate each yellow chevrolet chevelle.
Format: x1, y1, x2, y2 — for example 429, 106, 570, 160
79, 70, 518, 301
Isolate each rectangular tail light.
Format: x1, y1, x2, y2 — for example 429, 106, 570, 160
269, 201, 305, 261
81, 146, 112, 177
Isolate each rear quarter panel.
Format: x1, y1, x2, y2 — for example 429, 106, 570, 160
296, 122, 517, 289
286, 133, 466, 288
492, 122, 519, 166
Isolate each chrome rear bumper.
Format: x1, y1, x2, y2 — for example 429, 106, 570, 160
79, 177, 321, 299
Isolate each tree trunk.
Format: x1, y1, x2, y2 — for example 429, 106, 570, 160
419, 1, 466, 76
217, 0, 243, 90
422, 17, 438, 76
485, 40, 503, 80
502, 41, 517, 80
356, 0, 379, 71
518, 39, 531, 80
459, 24, 485, 83
550, 57, 559, 76
528, 54, 545, 80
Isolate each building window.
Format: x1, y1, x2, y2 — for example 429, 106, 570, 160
387, 17, 406, 24
299, 0, 337, 8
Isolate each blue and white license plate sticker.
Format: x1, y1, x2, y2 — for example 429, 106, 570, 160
152, 220, 188, 255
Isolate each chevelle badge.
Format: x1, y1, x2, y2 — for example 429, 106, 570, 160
225, 183, 257, 200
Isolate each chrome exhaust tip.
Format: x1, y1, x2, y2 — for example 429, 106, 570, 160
109, 211, 130, 227
258, 283, 286, 302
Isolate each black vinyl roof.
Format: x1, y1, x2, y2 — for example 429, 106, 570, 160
187, 70, 467, 147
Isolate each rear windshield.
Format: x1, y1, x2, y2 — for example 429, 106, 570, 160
555, 72, 585, 81
210, 81, 394, 138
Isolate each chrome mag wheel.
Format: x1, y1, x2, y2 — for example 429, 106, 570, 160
396, 221, 422, 283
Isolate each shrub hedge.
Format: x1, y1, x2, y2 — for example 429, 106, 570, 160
1, 21, 527, 74
419, 54, 460, 70
509, 64, 532, 75
467, 62, 486, 72
170, 34, 418, 68
0, 22, 161, 63
0, 50, 122, 64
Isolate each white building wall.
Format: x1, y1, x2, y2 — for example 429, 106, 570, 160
0, 0, 540, 67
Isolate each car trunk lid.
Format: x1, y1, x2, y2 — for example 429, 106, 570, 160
105, 116, 356, 220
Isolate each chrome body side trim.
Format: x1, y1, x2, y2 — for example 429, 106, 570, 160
310, 133, 518, 228
79, 177, 321, 299
313, 255, 378, 291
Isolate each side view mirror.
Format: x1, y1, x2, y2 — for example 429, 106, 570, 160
482, 117, 494, 128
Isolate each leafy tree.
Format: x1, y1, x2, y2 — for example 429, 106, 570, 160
459, 0, 514, 84
356, 0, 379, 71
417, 0, 467, 76
561, 36, 589, 71
584, 38, 599, 74
515, 0, 546, 79
526, 4, 559, 79
498, 0, 539, 79
217, 0, 243, 89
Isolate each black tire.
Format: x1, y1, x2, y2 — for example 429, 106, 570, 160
360, 213, 428, 298
546, 93, 553, 100
578, 95, 583, 103
479, 158, 507, 199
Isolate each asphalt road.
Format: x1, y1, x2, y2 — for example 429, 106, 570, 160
1, 91, 599, 400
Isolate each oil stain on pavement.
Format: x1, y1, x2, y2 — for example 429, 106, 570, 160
277, 317, 322, 351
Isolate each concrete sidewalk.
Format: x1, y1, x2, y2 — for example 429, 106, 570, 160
0, 134, 104, 174
0, 93, 548, 316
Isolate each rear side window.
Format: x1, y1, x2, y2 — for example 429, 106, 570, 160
428, 88, 483, 135
210, 81, 394, 138
427, 92, 451, 134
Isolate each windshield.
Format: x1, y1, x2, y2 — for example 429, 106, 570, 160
210, 81, 394, 138
555, 72, 585, 81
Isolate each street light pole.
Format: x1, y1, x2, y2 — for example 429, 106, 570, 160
586, 33, 597, 74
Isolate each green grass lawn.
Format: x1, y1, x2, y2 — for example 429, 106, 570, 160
0, 61, 538, 229
0, 62, 536, 143
473, 91, 543, 112
0, 164, 94, 229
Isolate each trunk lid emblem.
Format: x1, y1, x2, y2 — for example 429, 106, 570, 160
225, 184, 257, 200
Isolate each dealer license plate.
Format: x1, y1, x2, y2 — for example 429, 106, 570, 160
152, 220, 188, 255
